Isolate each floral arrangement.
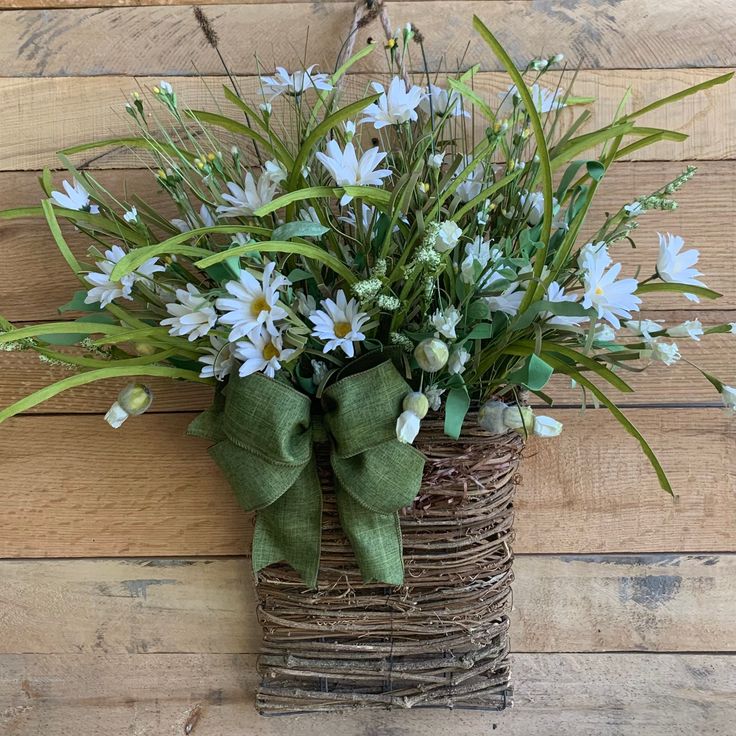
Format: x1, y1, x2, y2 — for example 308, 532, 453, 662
1, 11, 733, 522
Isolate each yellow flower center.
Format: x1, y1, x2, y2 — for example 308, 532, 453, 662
250, 295, 269, 316
262, 342, 281, 361
334, 321, 352, 338
594, 286, 604, 296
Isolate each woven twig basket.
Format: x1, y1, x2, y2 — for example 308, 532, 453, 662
255, 416, 524, 714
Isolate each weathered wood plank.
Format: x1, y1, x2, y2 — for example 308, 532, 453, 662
2, 555, 734, 654
0, 408, 733, 557
1, 652, 733, 735
3, 2, 735, 76
1, 161, 734, 321
0, 70, 733, 171
0, 320, 732, 413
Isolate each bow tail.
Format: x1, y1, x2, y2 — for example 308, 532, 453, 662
252, 460, 322, 588
334, 484, 404, 585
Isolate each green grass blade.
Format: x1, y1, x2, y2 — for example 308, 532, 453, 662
636, 282, 721, 300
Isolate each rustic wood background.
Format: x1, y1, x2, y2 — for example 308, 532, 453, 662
1, 1, 735, 734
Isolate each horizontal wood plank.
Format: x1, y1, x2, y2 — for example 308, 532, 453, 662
3, 2, 735, 76
1, 161, 734, 322
0, 408, 733, 557
2, 555, 734, 654
0, 70, 733, 171
1, 652, 733, 735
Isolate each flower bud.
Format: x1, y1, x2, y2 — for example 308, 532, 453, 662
533, 415, 563, 437
403, 391, 429, 419
396, 410, 421, 444
478, 400, 508, 435
503, 405, 535, 433
414, 338, 449, 372
118, 383, 153, 415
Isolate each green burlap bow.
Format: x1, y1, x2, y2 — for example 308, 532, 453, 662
188, 360, 425, 588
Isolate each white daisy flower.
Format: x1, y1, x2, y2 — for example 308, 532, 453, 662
316, 141, 391, 206
581, 249, 641, 329
667, 319, 704, 342
160, 283, 217, 341
260, 65, 333, 98
431, 305, 462, 339
419, 84, 469, 118
309, 290, 369, 358
84, 245, 163, 308
544, 282, 587, 326
216, 172, 279, 218
233, 327, 296, 378
50, 178, 99, 214
216, 261, 290, 341
497, 83, 564, 117
359, 77, 424, 129
198, 335, 236, 380
656, 232, 707, 303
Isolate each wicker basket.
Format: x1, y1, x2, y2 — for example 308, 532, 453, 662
254, 417, 524, 714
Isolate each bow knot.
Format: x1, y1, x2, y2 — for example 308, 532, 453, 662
189, 360, 425, 588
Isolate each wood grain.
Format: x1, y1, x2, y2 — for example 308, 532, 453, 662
1, 161, 735, 321
3, 2, 735, 76
2, 555, 734, 654
0, 408, 733, 558
0, 69, 733, 171
1, 652, 733, 735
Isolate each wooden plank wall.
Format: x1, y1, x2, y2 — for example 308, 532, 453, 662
1, 1, 735, 734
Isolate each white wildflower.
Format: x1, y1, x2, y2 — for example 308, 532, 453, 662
425, 384, 445, 411
51, 178, 99, 214
294, 291, 317, 317
123, 207, 138, 223
533, 415, 563, 437
316, 141, 391, 206
454, 156, 484, 202
486, 284, 525, 317
645, 338, 681, 366
657, 232, 706, 302
594, 323, 617, 343
233, 327, 296, 378
263, 159, 288, 185
309, 290, 369, 358
359, 77, 424, 129
497, 83, 564, 117
448, 347, 471, 375
171, 203, 216, 233
627, 318, 664, 339
216, 261, 290, 341
419, 84, 469, 118
260, 65, 333, 98
433, 221, 462, 253
160, 283, 217, 341
216, 172, 279, 218
430, 305, 462, 339
396, 410, 422, 444
578, 241, 612, 270
311, 359, 329, 385
721, 385, 736, 415
299, 206, 321, 223
428, 151, 446, 169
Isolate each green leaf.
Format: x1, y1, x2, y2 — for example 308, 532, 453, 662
586, 160, 606, 181
508, 353, 553, 391
467, 300, 490, 321
60, 136, 195, 163
272, 221, 330, 241
444, 385, 470, 440
0, 321, 130, 347
194, 240, 356, 284
42, 199, 83, 276
58, 290, 101, 314
636, 282, 721, 300
464, 322, 494, 341
512, 300, 593, 331
0, 365, 212, 424
40, 314, 117, 346
447, 77, 496, 120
